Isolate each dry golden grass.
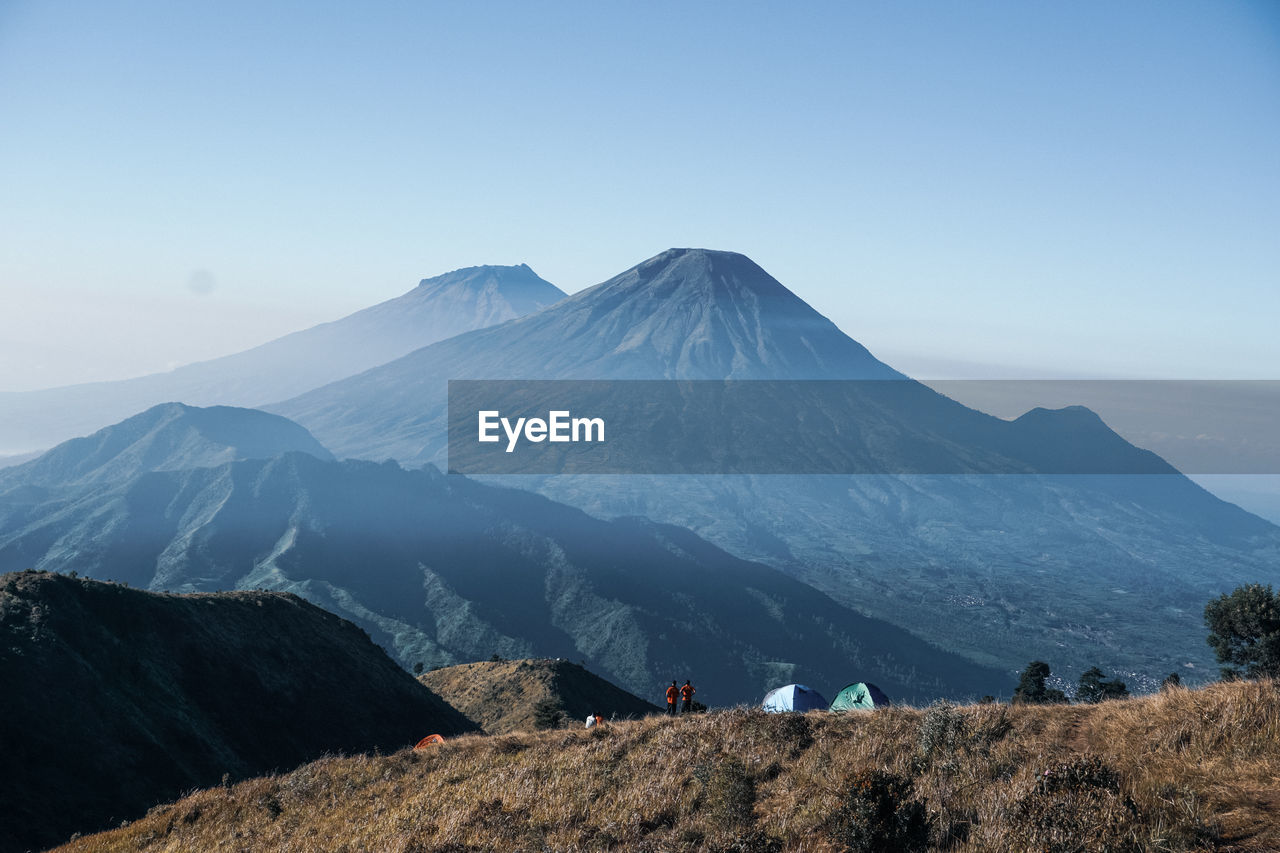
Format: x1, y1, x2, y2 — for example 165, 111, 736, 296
52, 681, 1280, 852
416, 658, 657, 735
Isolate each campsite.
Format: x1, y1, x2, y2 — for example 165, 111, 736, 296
45, 678, 1280, 852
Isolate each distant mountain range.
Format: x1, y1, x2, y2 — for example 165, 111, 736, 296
0, 404, 1006, 706
0, 264, 564, 454
3, 247, 1276, 694
271, 248, 903, 462
268, 248, 1280, 682
0, 570, 476, 853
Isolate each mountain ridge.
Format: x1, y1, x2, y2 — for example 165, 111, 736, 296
0, 442, 1007, 704
0, 402, 332, 489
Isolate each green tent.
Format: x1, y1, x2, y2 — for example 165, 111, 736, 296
829, 682, 890, 712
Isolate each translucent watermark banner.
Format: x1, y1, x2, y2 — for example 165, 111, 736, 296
446, 379, 1280, 475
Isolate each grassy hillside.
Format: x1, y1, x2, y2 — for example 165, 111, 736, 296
418, 658, 661, 734
52, 680, 1280, 852
0, 571, 477, 853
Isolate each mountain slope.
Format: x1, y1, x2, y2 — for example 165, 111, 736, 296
0, 570, 477, 853
418, 658, 661, 734
0, 264, 565, 454
0, 402, 332, 489
270, 248, 1280, 681
0, 448, 1007, 705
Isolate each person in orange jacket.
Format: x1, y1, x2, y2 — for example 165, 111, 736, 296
680, 679, 696, 713
665, 680, 678, 715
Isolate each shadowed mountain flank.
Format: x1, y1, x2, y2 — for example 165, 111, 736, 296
0, 570, 477, 853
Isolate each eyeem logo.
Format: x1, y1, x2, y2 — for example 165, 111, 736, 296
449, 379, 1280, 475
478, 410, 605, 453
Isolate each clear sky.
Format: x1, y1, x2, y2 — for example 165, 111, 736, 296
2, 0, 1278, 391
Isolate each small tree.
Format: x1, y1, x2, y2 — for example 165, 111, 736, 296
1161, 672, 1182, 690
1077, 667, 1128, 703
1013, 661, 1068, 704
412, 661, 424, 675
1204, 584, 1280, 680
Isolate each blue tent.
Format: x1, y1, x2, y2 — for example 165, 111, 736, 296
762, 683, 829, 713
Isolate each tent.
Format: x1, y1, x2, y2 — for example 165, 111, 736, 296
762, 683, 829, 713
413, 734, 446, 749
828, 682, 890, 712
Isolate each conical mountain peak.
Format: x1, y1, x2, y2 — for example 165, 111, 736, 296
595, 248, 794, 304
529, 248, 901, 380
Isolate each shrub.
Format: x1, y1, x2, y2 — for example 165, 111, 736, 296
773, 712, 814, 756
1009, 757, 1140, 853
531, 698, 564, 730
918, 700, 966, 763
830, 769, 929, 853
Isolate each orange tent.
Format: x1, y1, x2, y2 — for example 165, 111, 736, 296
413, 734, 446, 749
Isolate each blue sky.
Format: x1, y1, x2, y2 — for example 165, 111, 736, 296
2, 1, 1278, 390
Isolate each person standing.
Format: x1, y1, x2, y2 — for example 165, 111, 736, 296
665, 680, 679, 716
680, 679, 696, 713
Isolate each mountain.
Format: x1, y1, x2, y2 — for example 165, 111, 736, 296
272, 248, 901, 461
417, 658, 661, 734
0, 570, 477, 853
0, 444, 1007, 705
0, 402, 331, 489
0, 264, 565, 454
269, 248, 1280, 682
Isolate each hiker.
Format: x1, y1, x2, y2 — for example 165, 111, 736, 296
594, 713, 604, 727
680, 679, 696, 713
666, 680, 678, 715
585, 714, 597, 729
